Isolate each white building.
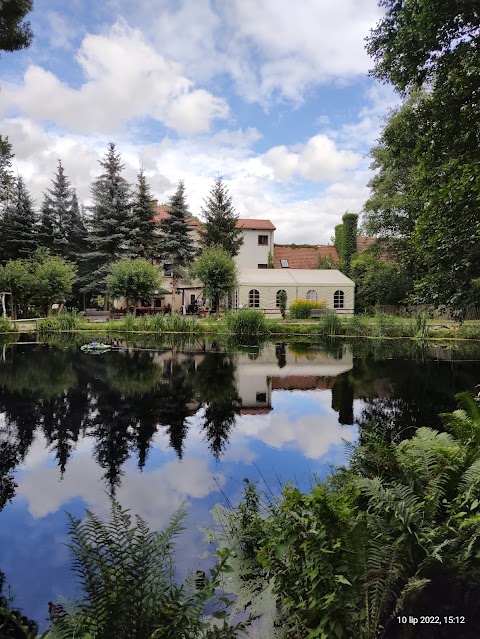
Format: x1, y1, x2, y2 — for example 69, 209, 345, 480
234, 219, 276, 269
235, 268, 355, 316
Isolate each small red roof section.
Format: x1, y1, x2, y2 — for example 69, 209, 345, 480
239, 408, 273, 415
356, 236, 376, 251
273, 245, 339, 269
151, 202, 200, 227
236, 218, 276, 231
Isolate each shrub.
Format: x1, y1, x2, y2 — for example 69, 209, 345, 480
39, 310, 83, 332
289, 298, 327, 319
0, 315, 14, 332
224, 309, 268, 336
277, 289, 288, 319
321, 309, 341, 336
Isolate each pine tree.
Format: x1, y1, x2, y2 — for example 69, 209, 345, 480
158, 180, 196, 303
83, 143, 132, 305
0, 136, 14, 213
202, 177, 243, 257
37, 194, 55, 251
129, 169, 158, 261
0, 175, 37, 264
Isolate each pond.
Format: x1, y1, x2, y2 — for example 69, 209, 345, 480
0, 336, 479, 630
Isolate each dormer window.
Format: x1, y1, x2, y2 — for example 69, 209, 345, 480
258, 235, 268, 245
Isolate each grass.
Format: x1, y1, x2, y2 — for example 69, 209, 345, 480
4, 309, 480, 342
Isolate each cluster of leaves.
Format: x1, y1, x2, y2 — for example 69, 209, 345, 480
350, 250, 410, 312
333, 214, 358, 276
192, 246, 237, 318
289, 298, 327, 319
44, 500, 252, 639
364, 1, 480, 314
0, 249, 77, 318
224, 392, 480, 638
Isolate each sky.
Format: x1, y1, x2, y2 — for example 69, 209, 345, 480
0, 0, 399, 244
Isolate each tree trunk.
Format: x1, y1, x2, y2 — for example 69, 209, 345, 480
47, 304, 52, 317
172, 275, 177, 312
215, 296, 220, 320
103, 288, 109, 311
133, 302, 137, 317
11, 294, 16, 321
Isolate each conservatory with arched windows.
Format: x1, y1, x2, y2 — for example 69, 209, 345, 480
235, 269, 355, 316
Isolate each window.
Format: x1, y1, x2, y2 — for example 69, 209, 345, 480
256, 392, 267, 403
163, 263, 173, 277
306, 290, 317, 302
276, 289, 286, 307
280, 259, 289, 268
258, 263, 268, 269
249, 289, 260, 307
258, 235, 268, 245
334, 290, 344, 309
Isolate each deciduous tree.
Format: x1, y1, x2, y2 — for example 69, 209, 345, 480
192, 246, 237, 318
106, 258, 161, 316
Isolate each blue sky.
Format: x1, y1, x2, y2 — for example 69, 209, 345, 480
0, 0, 398, 243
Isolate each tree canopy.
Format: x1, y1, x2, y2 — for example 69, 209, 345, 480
202, 177, 243, 257
192, 246, 237, 318
107, 258, 162, 316
0, 0, 33, 54
365, 1, 480, 314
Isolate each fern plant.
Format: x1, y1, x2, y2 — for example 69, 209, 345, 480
47, 500, 252, 639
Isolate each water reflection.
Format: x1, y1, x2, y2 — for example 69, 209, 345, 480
0, 338, 479, 629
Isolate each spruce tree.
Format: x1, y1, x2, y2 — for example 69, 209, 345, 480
202, 177, 243, 257
37, 195, 55, 251
0, 136, 14, 213
83, 143, 132, 305
40, 160, 77, 257
129, 169, 158, 261
158, 180, 196, 303
0, 175, 37, 264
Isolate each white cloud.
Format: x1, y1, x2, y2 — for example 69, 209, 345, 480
17, 444, 224, 530
2, 21, 228, 136
262, 134, 360, 183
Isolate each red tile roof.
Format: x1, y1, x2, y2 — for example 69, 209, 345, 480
239, 408, 273, 415
356, 236, 376, 251
273, 245, 339, 269
236, 218, 276, 231
152, 203, 200, 227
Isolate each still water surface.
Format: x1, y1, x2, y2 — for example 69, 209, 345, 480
0, 337, 479, 629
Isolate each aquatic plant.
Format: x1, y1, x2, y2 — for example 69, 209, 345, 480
224, 309, 268, 337
38, 310, 83, 332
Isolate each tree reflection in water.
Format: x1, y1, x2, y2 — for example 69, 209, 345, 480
0, 340, 478, 501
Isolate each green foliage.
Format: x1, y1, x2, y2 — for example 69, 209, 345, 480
129, 169, 159, 261
317, 254, 338, 270
0, 135, 14, 209
321, 310, 340, 337
334, 224, 344, 264
277, 290, 287, 319
192, 247, 237, 318
341, 213, 358, 277
47, 500, 252, 639
202, 177, 243, 258
224, 309, 267, 337
107, 258, 162, 316
33, 251, 77, 316
267, 252, 274, 269
227, 392, 480, 638
0, 258, 31, 319
350, 251, 409, 312
82, 143, 132, 298
0, 0, 33, 54
0, 315, 14, 332
39, 310, 83, 333
0, 175, 38, 264
365, 5, 480, 313
289, 298, 327, 319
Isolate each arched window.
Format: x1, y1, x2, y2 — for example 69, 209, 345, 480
306, 290, 317, 302
249, 289, 260, 308
334, 290, 344, 309
276, 289, 286, 307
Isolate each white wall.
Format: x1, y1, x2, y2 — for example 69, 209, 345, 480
235, 229, 274, 269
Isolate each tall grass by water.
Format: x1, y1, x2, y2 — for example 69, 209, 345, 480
224, 309, 268, 337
